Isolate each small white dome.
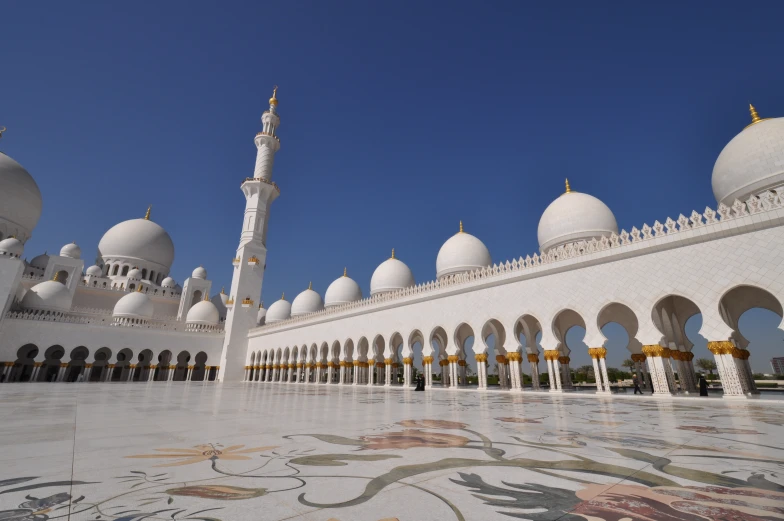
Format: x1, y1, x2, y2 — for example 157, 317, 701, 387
266, 296, 292, 323
186, 299, 220, 325
325, 270, 363, 307
436, 223, 492, 279
85, 265, 102, 276
191, 266, 207, 279
257, 303, 267, 325
29, 253, 49, 269
161, 276, 176, 288
291, 286, 324, 317
370, 251, 415, 296
537, 182, 618, 252
0, 237, 24, 257
0, 152, 42, 240
97, 216, 175, 270
20, 280, 71, 312
59, 242, 81, 259
113, 290, 154, 319
712, 113, 784, 206
127, 267, 142, 280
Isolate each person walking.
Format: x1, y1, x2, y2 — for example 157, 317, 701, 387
699, 375, 709, 396
632, 373, 642, 395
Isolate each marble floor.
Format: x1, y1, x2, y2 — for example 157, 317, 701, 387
1, 383, 783, 521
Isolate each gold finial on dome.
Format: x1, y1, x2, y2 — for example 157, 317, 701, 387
136, 284, 143, 292
260, 300, 264, 308
203, 293, 209, 301
459, 220, 464, 233
308, 281, 312, 290
221, 286, 226, 294
343, 267, 347, 277
745, 103, 768, 128
144, 205, 151, 220
564, 178, 571, 194
281, 291, 285, 300
391, 248, 395, 259
269, 85, 279, 107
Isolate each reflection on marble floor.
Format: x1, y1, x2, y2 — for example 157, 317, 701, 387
1, 384, 783, 520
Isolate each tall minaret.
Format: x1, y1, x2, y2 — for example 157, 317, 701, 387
217, 87, 282, 381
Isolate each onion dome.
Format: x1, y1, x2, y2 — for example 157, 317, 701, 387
20, 280, 71, 313
370, 249, 415, 296
0, 236, 24, 257
59, 242, 81, 259
257, 302, 267, 326
325, 268, 363, 307
0, 152, 42, 241
436, 221, 492, 279
113, 288, 154, 319
97, 207, 175, 271
85, 265, 102, 276
186, 299, 220, 326
191, 266, 207, 279
266, 293, 291, 323
161, 276, 176, 288
127, 267, 142, 280
712, 105, 784, 206
29, 253, 49, 269
291, 282, 324, 317
537, 179, 618, 253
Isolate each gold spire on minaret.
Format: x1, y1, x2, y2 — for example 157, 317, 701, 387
745, 103, 768, 128
221, 286, 226, 294
144, 205, 151, 220
459, 220, 464, 233
269, 85, 279, 107
343, 267, 347, 277
391, 248, 395, 259
564, 178, 571, 194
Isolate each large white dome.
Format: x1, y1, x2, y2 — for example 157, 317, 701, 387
266, 296, 291, 323
98, 217, 175, 271
291, 285, 324, 317
85, 265, 102, 276
436, 223, 492, 279
113, 290, 154, 319
325, 269, 363, 307
60, 242, 81, 259
20, 280, 71, 313
186, 300, 220, 325
0, 152, 42, 242
370, 251, 415, 296
537, 181, 618, 252
712, 110, 784, 206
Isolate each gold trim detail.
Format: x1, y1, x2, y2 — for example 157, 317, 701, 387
474, 353, 488, 362
588, 347, 607, 360
403, 357, 413, 365
422, 356, 434, 364
707, 341, 735, 356
527, 354, 539, 364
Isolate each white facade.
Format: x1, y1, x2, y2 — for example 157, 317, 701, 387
1, 96, 783, 401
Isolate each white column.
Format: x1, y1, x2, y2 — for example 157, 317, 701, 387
167, 365, 175, 382
475, 354, 488, 389
527, 354, 540, 390
643, 347, 673, 396
56, 364, 67, 382
1, 363, 11, 382
367, 362, 375, 385
148, 366, 155, 382
84, 365, 93, 382
126, 366, 135, 382
440, 360, 449, 386
708, 342, 745, 398
403, 358, 413, 387
496, 355, 509, 389
423, 358, 433, 388
599, 358, 611, 393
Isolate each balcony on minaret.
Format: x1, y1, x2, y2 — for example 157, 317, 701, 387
241, 297, 254, 308
248, 256, 260, 268
225, 297, 235, 308
232, 257, 241, 267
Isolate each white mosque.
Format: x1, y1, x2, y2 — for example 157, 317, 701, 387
1, 94, 783, 400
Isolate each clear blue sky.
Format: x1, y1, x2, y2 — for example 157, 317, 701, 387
4, 1, 783, 372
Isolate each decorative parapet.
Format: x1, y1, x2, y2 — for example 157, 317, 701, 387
21, 273, 44, 281
253, 191, 784, 333
4, 310, 224, 334
77, 281, 180, 299
242, 176, 281, 194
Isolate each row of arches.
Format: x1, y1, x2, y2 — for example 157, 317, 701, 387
103, 263, 165, 285
0, 344, 217, 383
246, 285, 783, 398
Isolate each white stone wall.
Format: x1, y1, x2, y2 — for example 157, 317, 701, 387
0, 317, 224, 365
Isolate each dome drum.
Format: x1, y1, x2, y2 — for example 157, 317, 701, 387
0, 237, 24, 258
98, 217, 175, 283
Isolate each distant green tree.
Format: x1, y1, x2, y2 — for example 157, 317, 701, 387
696, 358, 717, 380
622, 359, 635, 370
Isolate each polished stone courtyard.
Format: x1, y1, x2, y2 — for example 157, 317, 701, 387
1, 383, 783, 521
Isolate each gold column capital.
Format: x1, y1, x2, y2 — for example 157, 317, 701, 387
707, 341, 735, 355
